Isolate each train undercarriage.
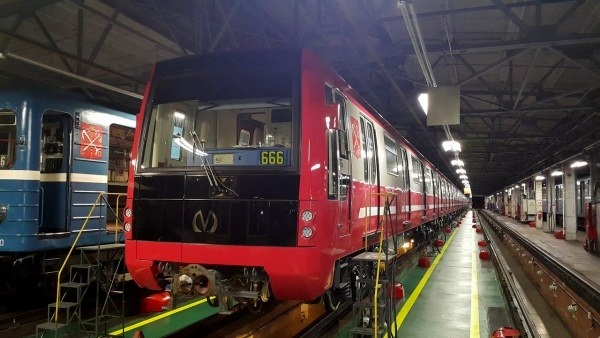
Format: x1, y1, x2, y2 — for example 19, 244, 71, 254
161, 212, 460, 315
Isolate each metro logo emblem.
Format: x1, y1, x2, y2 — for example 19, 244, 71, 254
351, 117, 361, 159
80, 123, 103, 159
192, 210, 218, 233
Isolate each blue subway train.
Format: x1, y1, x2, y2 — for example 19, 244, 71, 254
0, 87, 135, 301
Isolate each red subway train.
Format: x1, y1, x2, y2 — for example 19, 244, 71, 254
124, 49, 468, 312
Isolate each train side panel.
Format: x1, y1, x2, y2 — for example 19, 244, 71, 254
0, 89, 134, 252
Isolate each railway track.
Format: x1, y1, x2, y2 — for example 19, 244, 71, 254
478, 210, 600, 338
0, 307, 47, 336
166, 300, 331, 337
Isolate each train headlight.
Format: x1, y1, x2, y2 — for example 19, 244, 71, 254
301, 226, 314, 238
300, 210, 313, 222
123, 222, 131, 232
0, 204, 6, 223
124, 208, 132, 218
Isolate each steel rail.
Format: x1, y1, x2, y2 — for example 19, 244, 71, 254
480, 210, 600, 313
477, 211, 539, 338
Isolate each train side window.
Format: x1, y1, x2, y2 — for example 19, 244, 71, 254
359, 115, 377, 184
360, 116, 367, 181
432, 171, 439, 197
411, 156, 422, 184
366, 121, 377, 184
334, 92, 348, 159
41, 115, 66, 173
0, 110, 16, 169
425, 167, 433, 195
585, 179, 590, 198
334, 92, 347, 132
384, 133, 398, 176
325, 84, 335, 106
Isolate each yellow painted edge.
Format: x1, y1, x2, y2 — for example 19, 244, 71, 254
385, 223, 460, 337
470, 230, 480, 338
108, 297, 209, 336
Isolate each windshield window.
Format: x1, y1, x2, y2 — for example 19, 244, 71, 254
141, 71, 294, 169
0, 110, 17, 169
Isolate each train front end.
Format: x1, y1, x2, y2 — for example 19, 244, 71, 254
125, 50, 333, 311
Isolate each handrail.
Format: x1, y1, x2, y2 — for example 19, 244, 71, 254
53, 191, 127, 323
363, 191, 398, 337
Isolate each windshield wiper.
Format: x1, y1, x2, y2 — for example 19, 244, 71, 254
190, 131, 238, 198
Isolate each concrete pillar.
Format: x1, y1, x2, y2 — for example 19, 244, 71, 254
563, 163, 577, 240
535, 178, 543, 229
545, 173, 556, 233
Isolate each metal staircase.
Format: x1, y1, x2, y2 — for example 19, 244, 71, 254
349, 192, 399, 337
35, 244, 125, 337
349, 252, 395, 337
35, 192, 127, 337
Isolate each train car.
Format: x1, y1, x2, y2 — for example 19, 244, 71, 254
124, 49, 468, 311
0, 87, 135, 300
543, 176, 592, 230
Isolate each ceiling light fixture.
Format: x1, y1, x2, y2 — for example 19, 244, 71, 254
442, 140, 461, 152
418, 93, 428, 115
570, 161, 588, 168
451, 159, 464, 167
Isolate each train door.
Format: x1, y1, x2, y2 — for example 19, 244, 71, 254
556, 183, 563, 226
359, 116, 379, 232
39, 111, 73, 234
424, 167, 433, 219
327, 90, 351, 236
432, 171, 439, 219
411, 157, 426, 219
398, 147, 410, 224
107, 124, 135, 232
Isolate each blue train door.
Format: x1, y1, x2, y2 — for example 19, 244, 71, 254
39, 112, 72, 234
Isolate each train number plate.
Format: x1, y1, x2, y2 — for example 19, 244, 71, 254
260, 150, 285, 165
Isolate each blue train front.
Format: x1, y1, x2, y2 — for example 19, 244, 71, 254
0, 88, 135, 256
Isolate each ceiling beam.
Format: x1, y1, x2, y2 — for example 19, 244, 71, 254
0, 0, 61, 18
461, 105, 598, 116
491, 0, 529, 32
0, 30, 145, 85
31, 13, 73, 73
69, 0, 183, 58
426, 35, 600, 56
380, 1, 574, 22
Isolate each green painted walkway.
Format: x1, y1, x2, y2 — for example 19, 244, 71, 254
107, 298, 219, 338
393, 210, 511, 337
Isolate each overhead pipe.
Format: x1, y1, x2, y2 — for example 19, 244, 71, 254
398, 1, 464, 187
